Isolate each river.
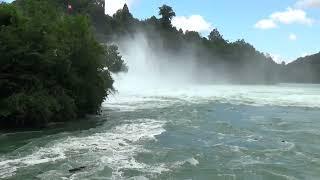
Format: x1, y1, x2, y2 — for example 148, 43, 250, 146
1, 83, 320, 179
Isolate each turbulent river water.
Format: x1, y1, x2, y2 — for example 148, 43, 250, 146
1, 83, 320, 179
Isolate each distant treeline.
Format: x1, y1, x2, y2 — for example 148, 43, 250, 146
282, 53, 320, 83
90, 3, 281, 84
80, 1, 319, 84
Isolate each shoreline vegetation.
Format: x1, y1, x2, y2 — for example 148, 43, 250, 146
0, 0, 319, 129
0, 0, 127, 128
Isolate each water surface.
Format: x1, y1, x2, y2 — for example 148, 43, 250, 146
1, 84, 320, 179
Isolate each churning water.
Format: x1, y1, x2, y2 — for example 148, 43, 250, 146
1, 83, 320, 180
1, 34, 320, 179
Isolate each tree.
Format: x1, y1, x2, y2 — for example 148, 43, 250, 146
104, 45, 128, 73
93, 0, 105, 9
113, 4, 133, 24
184, 31, 201, 42
208, 28, 223, 41
112, 4, 135, 34
0, 3, 16, 26
0, 0, 127, 128
159, 4, 175, 28
145, 15, 158, 26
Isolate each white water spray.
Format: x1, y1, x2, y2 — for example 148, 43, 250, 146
107, 33, 320, 109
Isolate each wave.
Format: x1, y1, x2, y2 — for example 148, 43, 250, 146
107, 83, 320, 110
0, 119, 167, 179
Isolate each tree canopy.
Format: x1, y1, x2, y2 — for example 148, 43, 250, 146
0, 0, 126, 128
159, 5, 176, 28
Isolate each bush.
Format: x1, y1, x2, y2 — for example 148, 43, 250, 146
0, 1, 126, 128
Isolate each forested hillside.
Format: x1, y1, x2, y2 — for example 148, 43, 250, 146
282, 52, 320, 83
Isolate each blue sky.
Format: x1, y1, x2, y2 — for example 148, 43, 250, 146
128, 0, 320, 63
2, 0, 320, 63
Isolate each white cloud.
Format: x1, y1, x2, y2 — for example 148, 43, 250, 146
295, 0, 320, 9
254, 7, 314, 30
289, 33, 297, 40
254, 19, 277, 29
172, 15, 212, 33
105, 0, 133, 16
270, 8, 313, 25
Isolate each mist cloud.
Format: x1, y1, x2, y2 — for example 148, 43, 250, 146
112, 32, 228, 90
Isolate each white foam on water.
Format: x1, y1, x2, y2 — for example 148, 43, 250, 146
0, 163, 17, 178
128, 176, 149, 180
104, 95, 177, 111
228, 145, 248, 153
266, 129, 320, 135
263, 170, 299, 180
217, 174, 237, 179
171, 157, 200, 170
107, 83, 320, 111
186, 157, 199, 166
0, 119, 167, 179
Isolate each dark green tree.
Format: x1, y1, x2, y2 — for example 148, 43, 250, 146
208, 28, 223, 41
0, 0, 126, 128
184, 31, 202, 42
159, 5, 175, 28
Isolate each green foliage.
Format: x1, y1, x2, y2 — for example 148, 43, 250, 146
159, 5, 176, 28
104, 45, 128, 73
208, 29, 223, 42
0, 0, 126, 128
184, 31, 202, 42
113, 4, 133, 24
0, 3, 17, 26
112, 4, 136, 35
